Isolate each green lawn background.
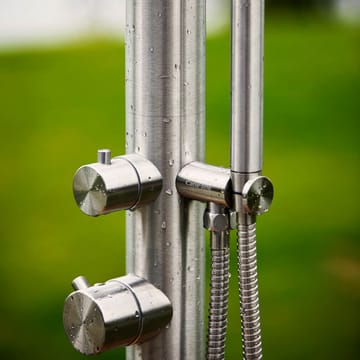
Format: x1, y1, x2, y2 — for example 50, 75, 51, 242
0, 13, 359, 359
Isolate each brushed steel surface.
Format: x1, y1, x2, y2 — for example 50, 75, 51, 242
125, 1, 206, 359
73, 154, 162, 216
98, 149, 112, 165
177, 162, 232, 207
242, 176, 273, 216
231, 0, 264, 176
63, 274, 172, 355
72, 275, 90, 291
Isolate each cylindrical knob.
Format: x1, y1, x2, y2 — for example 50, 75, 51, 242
97, 149, 112, 165
63, 274, 172, 355
242, 176, 274, 216
71, 275, 90, 291
73, 153, 162, 216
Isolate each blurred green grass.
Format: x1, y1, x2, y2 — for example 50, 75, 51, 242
0, 14, 359, 360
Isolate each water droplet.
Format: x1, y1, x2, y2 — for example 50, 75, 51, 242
154, 209, 160, 215
154, 261, 158, 267
174, 64, 178, 70
142, 131, 147, 137
166, 241, 171, 247
183, 81, 189, 86
186, 29, 191, 35
161, 221, 167, 230
163, 117, 171, 124
130, 104, 134, 111
135, 310, 140, 318
165, 189, 173, 196
196, 276, 201, 281
107, 294, 112, 299
137, 146, 141, 152
158, 12, 162, 17
168, 159, 174, 166
187, 266, 193, 272
149, 47, 154, 53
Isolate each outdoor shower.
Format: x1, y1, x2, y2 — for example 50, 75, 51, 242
62, 1, 273, 359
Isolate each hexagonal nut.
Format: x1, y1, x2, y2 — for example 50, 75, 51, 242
203, 211, 229, 232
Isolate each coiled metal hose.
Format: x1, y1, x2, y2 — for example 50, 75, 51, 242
237, 222, 262, 359
207, 247, 230, 360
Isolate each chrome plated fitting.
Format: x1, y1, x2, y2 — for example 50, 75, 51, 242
73, 150, 162, 216
63, 274, 172, 355
176, 162, 232, 207
203, 208, 229, 233
231, 173, 273, 216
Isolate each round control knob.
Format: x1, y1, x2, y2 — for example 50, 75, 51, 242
242, 176, 274, 216
63, 274, 172, 354
73, 153, 162, 216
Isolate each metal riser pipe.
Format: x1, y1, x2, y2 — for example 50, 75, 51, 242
125, 1, 206, 359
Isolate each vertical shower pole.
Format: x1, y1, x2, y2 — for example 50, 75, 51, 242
125, 1, 206, 359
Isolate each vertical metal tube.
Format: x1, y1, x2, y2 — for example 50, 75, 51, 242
231, 1, 265, 359
231, 0, 264, 178
125, 1, 206, 359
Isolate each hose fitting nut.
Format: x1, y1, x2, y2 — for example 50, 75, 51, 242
203, 209, 229, 232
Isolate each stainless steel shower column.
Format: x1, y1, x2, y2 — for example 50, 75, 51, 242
125, 1, 206, 359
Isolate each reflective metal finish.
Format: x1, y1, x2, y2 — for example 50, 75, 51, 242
73, 153, 162, 216
126, 0, 206, 359
98, 149, 112, 165
230, 2, 268, 359
204, 204, 230, 360
71, 275, 90, 291
177, 162, 232, 207
237, 222, 262, 359
230, 0, 264, 177
63, 274, 172, 355
242, 176, 273, 216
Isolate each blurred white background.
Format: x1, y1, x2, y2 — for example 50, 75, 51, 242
0, 0, 230, 48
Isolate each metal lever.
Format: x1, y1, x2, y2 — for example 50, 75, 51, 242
63, 274, 172, 355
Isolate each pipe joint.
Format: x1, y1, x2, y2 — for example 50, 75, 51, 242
176, 162, 232, 208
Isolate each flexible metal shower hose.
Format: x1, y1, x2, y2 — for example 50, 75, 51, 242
207, 247, 230, 360
237, 223, 262, 359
